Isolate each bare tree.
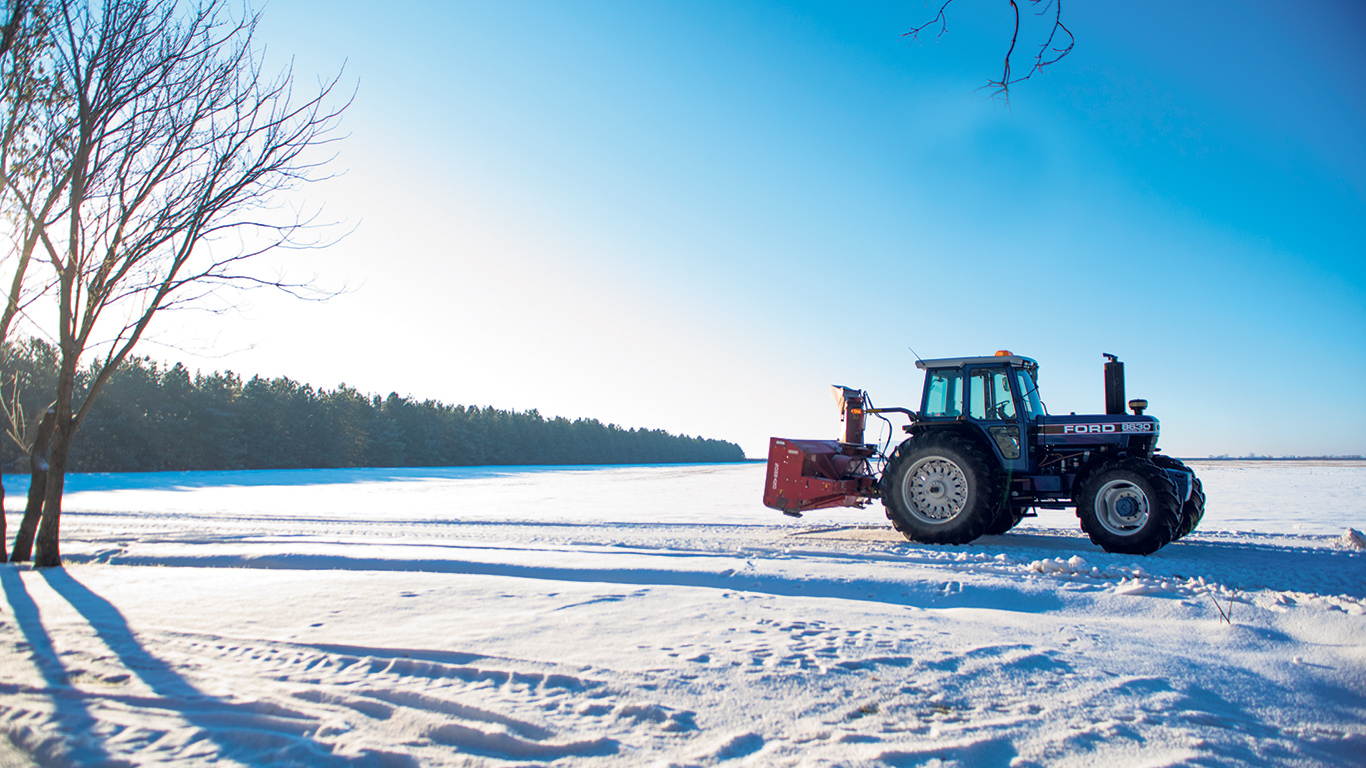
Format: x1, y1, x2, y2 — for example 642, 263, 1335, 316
906, 0, 1073, 100
0, 0, 55, 563
8, 0, 347, 567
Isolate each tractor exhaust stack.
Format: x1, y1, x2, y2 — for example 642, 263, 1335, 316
1103, 353, 1126, 416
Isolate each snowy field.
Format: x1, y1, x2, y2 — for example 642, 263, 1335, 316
1, 460, 1363, 767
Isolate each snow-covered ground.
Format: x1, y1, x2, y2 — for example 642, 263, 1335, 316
1, 460, 1363, 767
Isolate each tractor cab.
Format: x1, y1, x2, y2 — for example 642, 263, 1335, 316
914, 353, 1042, 474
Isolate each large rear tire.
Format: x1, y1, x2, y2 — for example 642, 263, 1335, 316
1077, 457, 1181, 555
881, 433, 1004, 545
1150, 454, 1205, 539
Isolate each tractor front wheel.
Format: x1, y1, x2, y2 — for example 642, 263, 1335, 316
1077, 458, 1181, 555
881, 433, 1004, 545
1150, 454, 1206, 539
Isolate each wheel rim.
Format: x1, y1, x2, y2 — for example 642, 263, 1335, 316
1093, 478, 1150, 535
902, 456, 969, 524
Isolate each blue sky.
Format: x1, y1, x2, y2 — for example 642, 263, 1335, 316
158, 1, 1365, 458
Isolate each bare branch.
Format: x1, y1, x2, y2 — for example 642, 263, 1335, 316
0, 0, 32, 60
905, 0, 955, 40
905, 0, 1073, 102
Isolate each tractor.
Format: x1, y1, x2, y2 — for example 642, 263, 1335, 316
763, 352, 1204, 555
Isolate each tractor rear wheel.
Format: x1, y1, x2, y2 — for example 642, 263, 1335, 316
1076, 457, 1181, 555
881, 433, 1004, 545
1150, 454, 1206, 539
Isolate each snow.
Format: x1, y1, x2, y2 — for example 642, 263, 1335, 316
1, 460, 1363, 766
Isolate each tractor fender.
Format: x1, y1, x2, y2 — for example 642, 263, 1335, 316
899, 424, 999, 467
886, 424, 1016, 529
1071, 449, 1147, 497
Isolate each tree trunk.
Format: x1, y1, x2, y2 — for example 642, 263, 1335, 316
32, 422, 69, 568
10, 405, 56, 562
33, 352, 75, 569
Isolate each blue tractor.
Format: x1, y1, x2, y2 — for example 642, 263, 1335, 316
764, 353, 1204, 555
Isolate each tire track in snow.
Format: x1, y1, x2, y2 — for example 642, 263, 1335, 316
148, 632, 704, 765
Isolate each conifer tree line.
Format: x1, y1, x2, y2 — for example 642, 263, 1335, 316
2, 338, 746, 472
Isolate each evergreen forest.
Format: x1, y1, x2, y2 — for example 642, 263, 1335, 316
1, 339, 745, 473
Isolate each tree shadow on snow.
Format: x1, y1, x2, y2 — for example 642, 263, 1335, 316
0, 568, 119, 768
36, 568, 417, 767
53, 551, 1068, 614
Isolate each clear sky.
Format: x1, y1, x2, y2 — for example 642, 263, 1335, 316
148, 0, 1365, 459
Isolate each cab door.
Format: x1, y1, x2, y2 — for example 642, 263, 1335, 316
965, 365, 1030, 474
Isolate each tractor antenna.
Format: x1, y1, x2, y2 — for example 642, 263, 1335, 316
907, 346, 925, 364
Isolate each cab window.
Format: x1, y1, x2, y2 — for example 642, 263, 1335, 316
968, 367, 1017, 421
923, 369, 963, 418
1015, 368, 1044, 419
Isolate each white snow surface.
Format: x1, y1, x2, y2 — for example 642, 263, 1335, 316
1, 460, 1363, 767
